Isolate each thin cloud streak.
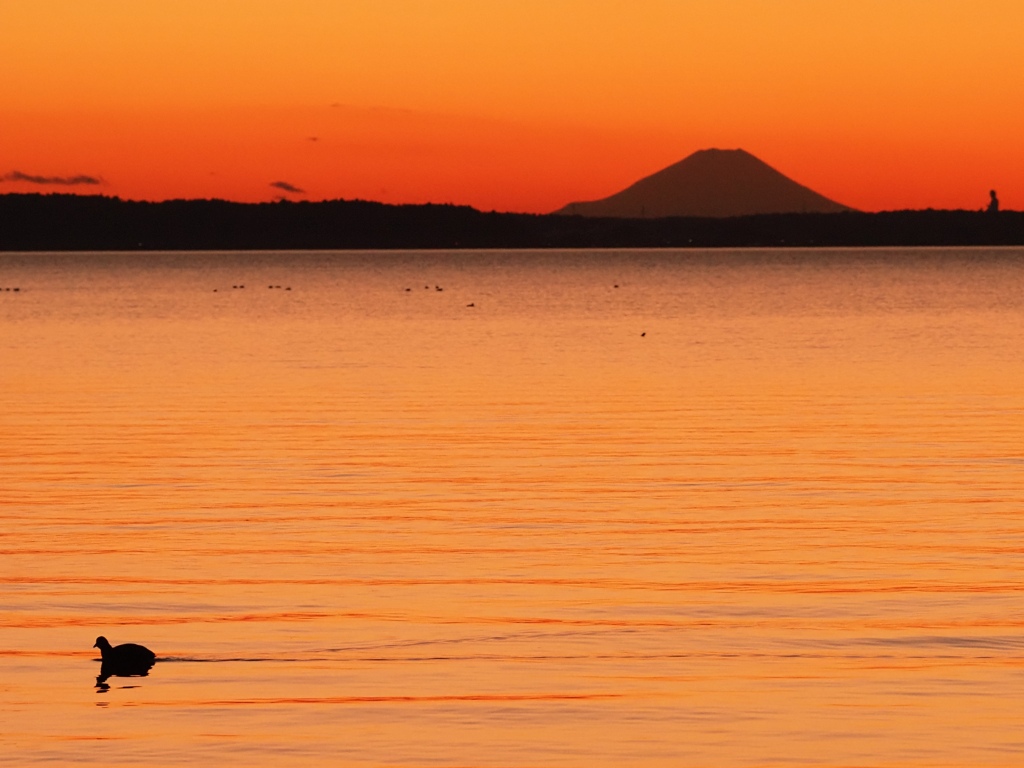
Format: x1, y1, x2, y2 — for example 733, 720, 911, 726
270, 181, 305, 194
2, 171, 102, 186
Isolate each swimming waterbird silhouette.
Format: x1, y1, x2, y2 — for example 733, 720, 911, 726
987, 190, 1000, 213
93, 636, 156, 686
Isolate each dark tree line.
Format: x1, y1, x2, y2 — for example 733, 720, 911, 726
1, 193, 1022, 250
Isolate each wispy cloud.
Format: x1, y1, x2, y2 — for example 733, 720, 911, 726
2, 170, 102, 186
270, 180, 305, 194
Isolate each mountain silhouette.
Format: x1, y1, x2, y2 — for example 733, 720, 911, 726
555, 148, 853, 218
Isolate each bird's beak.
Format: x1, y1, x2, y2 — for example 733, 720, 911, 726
92, 642, 98, 648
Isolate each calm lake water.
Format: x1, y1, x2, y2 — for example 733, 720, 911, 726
2, 248, 1023, 766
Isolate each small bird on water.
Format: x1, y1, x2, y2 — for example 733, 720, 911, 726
93, 636, 156, 677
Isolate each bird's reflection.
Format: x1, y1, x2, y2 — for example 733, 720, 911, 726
95, 661, 153, 691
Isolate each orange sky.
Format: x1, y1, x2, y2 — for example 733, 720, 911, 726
2, 0, 1022, 212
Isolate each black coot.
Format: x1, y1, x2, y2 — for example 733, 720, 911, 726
93, 636, 156, 678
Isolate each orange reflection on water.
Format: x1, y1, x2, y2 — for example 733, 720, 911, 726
1, 249, 1024, 766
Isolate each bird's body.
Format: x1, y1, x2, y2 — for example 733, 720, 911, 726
93, 636, 156, 677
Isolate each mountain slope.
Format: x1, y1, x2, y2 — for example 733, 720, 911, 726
556, 148, 852, 218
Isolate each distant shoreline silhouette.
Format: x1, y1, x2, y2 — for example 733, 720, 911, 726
1, 193, 1022, 250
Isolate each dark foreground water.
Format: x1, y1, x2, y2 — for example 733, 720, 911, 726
2, 248, 1023, 766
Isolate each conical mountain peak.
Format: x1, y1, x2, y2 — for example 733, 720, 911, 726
556, 148, 852, 218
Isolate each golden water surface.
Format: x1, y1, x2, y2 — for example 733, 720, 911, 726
2, 249, 1023, 766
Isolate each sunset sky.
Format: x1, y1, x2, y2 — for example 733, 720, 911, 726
2, 0, 1021, 212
